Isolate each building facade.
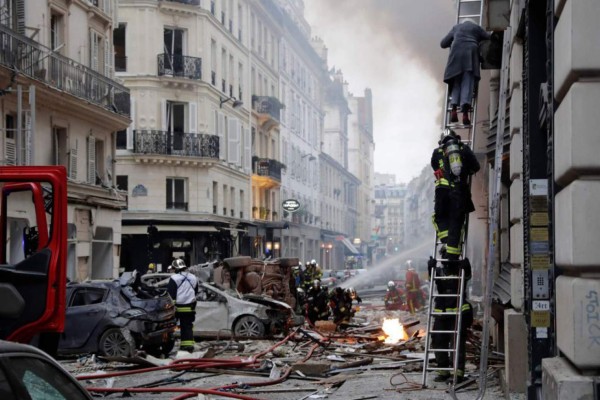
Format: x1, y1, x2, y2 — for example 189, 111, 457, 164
0, 0, 130, 281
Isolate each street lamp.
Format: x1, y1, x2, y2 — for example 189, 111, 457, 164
220, 96, 244, 109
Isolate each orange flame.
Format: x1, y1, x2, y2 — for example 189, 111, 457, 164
381, 318, 409, 344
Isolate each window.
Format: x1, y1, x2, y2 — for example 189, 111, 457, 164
6, 356, 89, 399
69, 288, 106, 307
166, 178, 187, 211
113, 23, 126, 72
50, 12, 64, 54
163, 28, 184, 75
116, 129, 127, 149
165, 101, 185, 151
116, 175, 128, 191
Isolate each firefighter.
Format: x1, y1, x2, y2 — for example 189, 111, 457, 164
405, 260, 422, 314
384, 281, 404, 310
431, 130, 480, 260
428, 256, 474, 383
329, 287, 353, 328
302, 259, 322, 290
167, 259, 199, 353
306, 279, 329, 325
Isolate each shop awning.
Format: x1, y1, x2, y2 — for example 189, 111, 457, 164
122, 225, 218, 234
338, 236, 361, 255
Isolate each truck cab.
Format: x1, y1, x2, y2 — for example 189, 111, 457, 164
0, 167, 67, 354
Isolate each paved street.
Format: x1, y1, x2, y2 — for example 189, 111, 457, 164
63, 298, 509, 400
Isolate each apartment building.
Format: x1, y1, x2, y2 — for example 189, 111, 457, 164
0, 0, 130, 280
275, 0, 324, 263
347, 88, 374, 258
115, 0, 287, 269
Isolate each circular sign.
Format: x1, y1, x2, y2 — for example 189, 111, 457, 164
282, 199, 301, 212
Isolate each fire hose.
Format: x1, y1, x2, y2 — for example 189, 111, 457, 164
81, 328, 320, 400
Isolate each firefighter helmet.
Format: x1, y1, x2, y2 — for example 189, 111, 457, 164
387, 281, 395, 289
172, 259, 187, 271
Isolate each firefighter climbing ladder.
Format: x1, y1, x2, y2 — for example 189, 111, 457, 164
421, 0, 484, 392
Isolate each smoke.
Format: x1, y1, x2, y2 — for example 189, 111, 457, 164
304, 0, 457, 183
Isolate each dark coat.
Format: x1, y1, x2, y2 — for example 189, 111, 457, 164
441, 21, 491, 84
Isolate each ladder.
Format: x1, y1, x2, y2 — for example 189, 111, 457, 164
421, 0, 484, 391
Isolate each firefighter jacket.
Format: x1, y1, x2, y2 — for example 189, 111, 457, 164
405, 270, 421, 292
307, 286, 329, 315
431, 142, 480, 196
384, 288, 403, 305
427, 258, 472, 311
168, 271, 199, 308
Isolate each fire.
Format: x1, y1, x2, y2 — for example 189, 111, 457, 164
381, 318, 409, 344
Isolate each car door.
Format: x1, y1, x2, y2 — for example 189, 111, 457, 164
194, 286, 229, 334
60, 287, 108, 350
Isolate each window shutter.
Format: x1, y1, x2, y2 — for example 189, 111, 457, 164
87, 136, 96, 184
243, 127, 251, 173
16, 0, 25, 35
127, 96, 135, 150
5, 137, 15, 165
189, 102, 197, 134
217, 112, 225, 160
104, 37, 113, 78
69, 141, 78, 180
227, 118, 238, 164
90, 31, 99, 71
161, 99, 167, 131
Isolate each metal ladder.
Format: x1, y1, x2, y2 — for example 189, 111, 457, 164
421, 0, 484, 391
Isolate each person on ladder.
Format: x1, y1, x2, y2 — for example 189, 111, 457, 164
431, 130, 480, 261
441, 18, 491, 125
167, 259, 199, 353
427, 256, 474, 383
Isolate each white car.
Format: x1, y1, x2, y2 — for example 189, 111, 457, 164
194, 282, 303, 337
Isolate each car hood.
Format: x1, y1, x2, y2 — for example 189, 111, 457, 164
241, 294, 292, 310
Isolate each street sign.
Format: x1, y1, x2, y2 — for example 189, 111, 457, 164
282, 199, 301, 212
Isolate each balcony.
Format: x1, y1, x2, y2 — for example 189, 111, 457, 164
252, 95, 283, 130
0, 24, 130, 116
252, 156, 284, 189
157, 54, 201, 80
133, 130, 219, 159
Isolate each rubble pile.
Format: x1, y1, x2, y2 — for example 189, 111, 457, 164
62, 302, 505, 399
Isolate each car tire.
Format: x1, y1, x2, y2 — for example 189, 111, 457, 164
144, 339, 175, 357
224, 256, 252, 268
233, 315, 265, 337
98, 328, 134, 357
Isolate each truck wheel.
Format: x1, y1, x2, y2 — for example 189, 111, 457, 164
98, 328, 134, 357
224, 256, 251, 268
234, 316, 265, 337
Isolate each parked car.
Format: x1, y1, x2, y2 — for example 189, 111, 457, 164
58, 273, 177, 357
0, 340, 93, 399
194, 282, 304, 337
320, 270, 337, 288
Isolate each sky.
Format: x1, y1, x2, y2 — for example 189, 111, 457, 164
303, 0, 457, 184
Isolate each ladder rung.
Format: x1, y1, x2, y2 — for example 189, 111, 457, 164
431, 311, 461, 316
433, 294, 461, 298
429, 330, 459, 334
432, 275, 462, 280
427, 367, 455, 371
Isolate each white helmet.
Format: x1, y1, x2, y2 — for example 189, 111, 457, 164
172, 259, 187, 271
313, 279, 320, 288
387, 281, 395, 289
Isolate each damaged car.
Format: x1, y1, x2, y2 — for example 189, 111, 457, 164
194, 282, 304, 337
58, 272, 177, 357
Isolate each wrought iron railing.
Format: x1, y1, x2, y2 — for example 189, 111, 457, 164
252, 156, 284, 181
0, 24, 130, 116
252, 95, 282, 122
133, 130, 219, 158
167, 202, 188, 211
157, 54, 201, 80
